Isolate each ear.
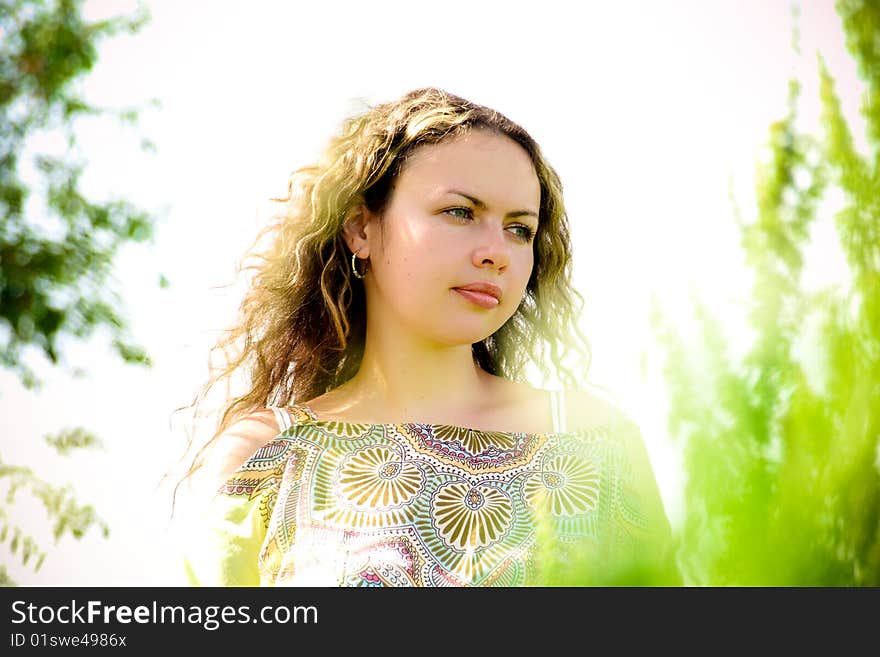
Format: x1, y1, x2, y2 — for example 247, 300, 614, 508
342, 204, 377, 258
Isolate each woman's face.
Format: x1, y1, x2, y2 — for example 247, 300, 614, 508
355, 128, 541, 347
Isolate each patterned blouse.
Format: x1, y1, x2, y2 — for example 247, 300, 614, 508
182, 391, 667, 586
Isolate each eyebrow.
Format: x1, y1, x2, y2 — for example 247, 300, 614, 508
442, 189, 539, 221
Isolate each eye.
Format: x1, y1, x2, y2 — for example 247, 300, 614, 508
444, 207, 473, 220
509, 224, 536, 243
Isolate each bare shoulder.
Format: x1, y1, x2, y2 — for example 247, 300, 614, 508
566, 388, 673, 544
564, 387, 653, 464
193, 408, 282, 495
564, 387, 626, 433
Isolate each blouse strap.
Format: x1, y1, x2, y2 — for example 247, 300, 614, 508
550, 389, 567, 433
267, 405, 293, 433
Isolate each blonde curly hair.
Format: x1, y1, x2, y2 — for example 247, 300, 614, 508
169, 87, 593, 512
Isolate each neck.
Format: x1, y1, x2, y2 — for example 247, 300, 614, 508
334, 316, 496, 424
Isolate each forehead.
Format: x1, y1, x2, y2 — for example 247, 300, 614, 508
395, 130, 541, 209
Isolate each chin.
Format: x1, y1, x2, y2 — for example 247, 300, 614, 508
432, 322, 506, 347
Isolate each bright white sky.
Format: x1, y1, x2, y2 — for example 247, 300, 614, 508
0, 0, 862, 585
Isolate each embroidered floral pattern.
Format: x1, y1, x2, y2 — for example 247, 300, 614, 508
336, 445, 425, 511
431, 481, 514, 551
432, 425, 518, 452
201, 403, 650, 587
523, 452, 601, 517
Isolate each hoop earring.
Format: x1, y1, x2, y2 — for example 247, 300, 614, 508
351, 249, 368, 279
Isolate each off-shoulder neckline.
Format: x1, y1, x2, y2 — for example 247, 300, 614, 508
280, 402, 617, 440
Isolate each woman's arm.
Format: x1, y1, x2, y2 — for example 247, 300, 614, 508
180, 408, 283, 586
567, 389, 681, 585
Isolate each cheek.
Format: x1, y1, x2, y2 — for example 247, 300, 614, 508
377, 242, 447, 307
512, 250, 535, 292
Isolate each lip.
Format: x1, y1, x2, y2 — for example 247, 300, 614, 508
453, 281, 502, 309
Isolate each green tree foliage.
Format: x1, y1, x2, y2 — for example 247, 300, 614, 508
0, 455, 110, 579
651, 1, 880, 585
1, 0, 155, 389
0, 0, 157, 585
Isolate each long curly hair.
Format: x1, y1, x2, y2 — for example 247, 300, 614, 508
168, 87, 593, 512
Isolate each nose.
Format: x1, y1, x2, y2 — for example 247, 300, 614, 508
471, 223, 510, 272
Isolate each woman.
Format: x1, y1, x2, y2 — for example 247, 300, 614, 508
176, 87, 678, 586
